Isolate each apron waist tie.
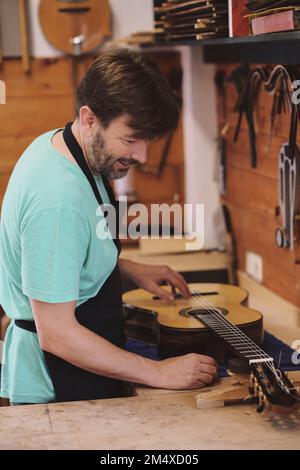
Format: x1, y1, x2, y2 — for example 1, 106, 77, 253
15, 317, 132, 402
15, 319, 37, 333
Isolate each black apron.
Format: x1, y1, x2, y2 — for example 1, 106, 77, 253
16, 122, 130, 402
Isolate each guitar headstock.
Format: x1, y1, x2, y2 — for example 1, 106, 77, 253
249, 361, 300, 414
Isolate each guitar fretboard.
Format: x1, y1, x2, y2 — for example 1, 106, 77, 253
194, 310, 270, 364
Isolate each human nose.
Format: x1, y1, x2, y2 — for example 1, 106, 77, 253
132, 141, 148, 164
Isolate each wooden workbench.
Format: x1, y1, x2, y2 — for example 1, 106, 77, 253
0, 370, 300, 450
1, 272, 300, 450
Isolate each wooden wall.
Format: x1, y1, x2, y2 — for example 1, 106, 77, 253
217, 64, 300, 307
0, 58, 76, 204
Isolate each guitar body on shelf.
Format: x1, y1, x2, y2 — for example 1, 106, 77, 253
123, 283, 263, 363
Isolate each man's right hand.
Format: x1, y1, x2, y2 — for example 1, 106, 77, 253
31, 297, 218, 392
154, 353, 218, 390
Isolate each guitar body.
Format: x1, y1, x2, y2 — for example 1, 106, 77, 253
123, 283, 263, 363
39, 0, 111, 55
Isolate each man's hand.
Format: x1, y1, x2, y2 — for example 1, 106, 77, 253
154, 353, 218, 390
31, 298, 218, 391
119, 259, 190, 302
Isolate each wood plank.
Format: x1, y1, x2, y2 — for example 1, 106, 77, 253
237, 243, 300, 306
0, 57, 90, 97
135, 164, 184, 203
227, 204, 300, 275
223, 166, 277, 221
0, 96, 74, 137
225, 127, 283, 181
238, 271, 300, 345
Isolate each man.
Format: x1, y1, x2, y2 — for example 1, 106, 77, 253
0, 49, 217, 404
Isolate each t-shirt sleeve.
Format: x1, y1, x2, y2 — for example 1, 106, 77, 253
20, 208, 89, 303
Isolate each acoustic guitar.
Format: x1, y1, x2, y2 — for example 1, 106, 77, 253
123, 283, 300, 414
39, 0, 111, 55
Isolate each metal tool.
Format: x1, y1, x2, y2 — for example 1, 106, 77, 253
275, 106, 300, 262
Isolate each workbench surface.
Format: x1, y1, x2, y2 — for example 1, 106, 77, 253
1, 271, 300, 450
1, 371, 300, 450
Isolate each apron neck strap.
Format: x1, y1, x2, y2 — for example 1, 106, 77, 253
63, 122, 104, 206
62, 122, 121, 254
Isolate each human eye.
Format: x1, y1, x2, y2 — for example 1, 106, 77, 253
120, 135, 137, 144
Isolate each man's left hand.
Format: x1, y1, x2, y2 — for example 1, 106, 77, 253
120, 259, 191, 302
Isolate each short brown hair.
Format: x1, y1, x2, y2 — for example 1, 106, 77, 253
76, 48, 180, 140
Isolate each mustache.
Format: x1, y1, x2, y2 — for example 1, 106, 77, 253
118, 158, 138, 166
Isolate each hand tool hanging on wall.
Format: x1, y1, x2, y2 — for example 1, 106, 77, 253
230, 64, 300, 262
39, 0, 111, 56
235, 67, 268, 168
215, 69, 228, 194
275, 97, 300, 263
222, 204, 238, 285
233, 65, 295, 168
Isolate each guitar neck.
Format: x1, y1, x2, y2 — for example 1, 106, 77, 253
195, 310, 272, 365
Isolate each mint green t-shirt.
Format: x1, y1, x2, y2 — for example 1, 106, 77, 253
0, 129, 118, 403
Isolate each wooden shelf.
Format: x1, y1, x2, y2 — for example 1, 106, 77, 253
143, 31, 300, 64
203, 31, 300, 64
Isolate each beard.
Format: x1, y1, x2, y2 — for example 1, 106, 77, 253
86, 130, 137, 180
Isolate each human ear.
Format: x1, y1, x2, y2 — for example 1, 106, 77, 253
78, 106, 97, 136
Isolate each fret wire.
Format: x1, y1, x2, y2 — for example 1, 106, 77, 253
191, 294, 280, 383
197, 312, 257, 345
212, 329, 267, 355
194, 305, 269, 359
197, 314, 258, 347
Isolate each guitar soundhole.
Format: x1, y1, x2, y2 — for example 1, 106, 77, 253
179, 307, 228, 318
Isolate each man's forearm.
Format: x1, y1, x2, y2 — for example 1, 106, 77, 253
118, 258, 138, 282
42, 322, 218, 392
43, 321, 159, 387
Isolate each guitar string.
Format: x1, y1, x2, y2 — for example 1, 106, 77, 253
191, 292, 278, 371
189, 292, 300, 400
189, 291, 270, 359
189, 292, 294, 394
188, 291, 281, 379
162, 288, 298, 402
149, 287, 298, 401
